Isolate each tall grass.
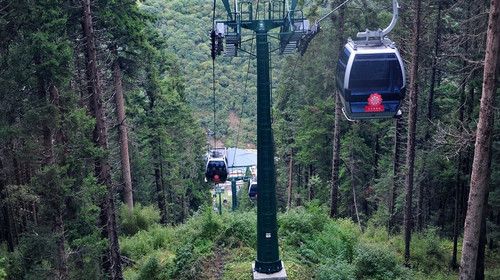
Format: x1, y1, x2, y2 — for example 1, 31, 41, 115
119, 202, 499, 280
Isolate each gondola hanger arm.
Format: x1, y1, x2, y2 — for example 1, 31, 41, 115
220, 0, 233, 21
356, 0, 399, 40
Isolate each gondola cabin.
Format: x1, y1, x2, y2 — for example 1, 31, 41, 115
248, 180, 257, 200
205, 148, 229, 183
336, 39, 406, 120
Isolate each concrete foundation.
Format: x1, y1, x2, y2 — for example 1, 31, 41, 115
252, 262, 287, 280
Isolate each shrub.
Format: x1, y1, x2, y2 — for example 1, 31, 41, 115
220, 211, 257, 248
361, 222, 391, 244
6, 227, 60, 280
199, 207, 221, 240
315, 258, 356, 280
120, 225, 174, 260
301, 218, 360, 264
354, 243, 412, 279
120, 204, 160, 236
169, 242, 214, 280
120, 230, 157, 260
279, 206, 328, 247
407, 228, 450, 274
0, 257, 6, 280
138, 255, 162, 280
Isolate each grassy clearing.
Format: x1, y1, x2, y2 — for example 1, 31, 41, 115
119, 203, 500, 279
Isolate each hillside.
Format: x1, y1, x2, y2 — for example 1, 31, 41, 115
138, 0, 262, 147
119, 203, 500, 279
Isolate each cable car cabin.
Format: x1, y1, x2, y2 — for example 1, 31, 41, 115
205, 148, 229, 183
248, 180, 257, 200
336, 39, 406, 120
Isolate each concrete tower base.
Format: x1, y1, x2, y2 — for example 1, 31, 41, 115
252, 262, 287, 280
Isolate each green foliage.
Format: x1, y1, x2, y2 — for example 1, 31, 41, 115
354, 244, 411, 279
138, 0, 274, 146
301, 218, 360, 264
120, 225, 174, 260
6, 227, 58, 279
0, 257, 7, 280
278, 203, 329, 248
361, 223, 391, 244
67, 230, 105, 280
137, 255, 162, 280
485, 265, 500, 280
406, 229, 451, 274
119, 204, 161, 236
118, 204, 500, 280
170, 240, 214, 280
380, 227, 457, 278
198, 207, 221, 240
316, 259, 356, 280
235, 181, 257, 212
220, 211, 257, 249
127, 43, 207, 222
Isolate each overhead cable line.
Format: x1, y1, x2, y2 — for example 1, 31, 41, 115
317, 0, 353, 24
231, 35, 255, 166
297, 0, 352, 55
210, 0, 217, 150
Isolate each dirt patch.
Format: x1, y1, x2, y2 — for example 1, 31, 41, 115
206, 246, 226, 279
228, 110, 239, 132
202, 126, 226, 148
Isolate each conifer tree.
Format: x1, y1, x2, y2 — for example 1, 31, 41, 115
404, 0, 422, 266
460, 0, 500, 278
81, 0, 122, 278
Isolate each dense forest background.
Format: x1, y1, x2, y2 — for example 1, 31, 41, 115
1, 0, 499, 279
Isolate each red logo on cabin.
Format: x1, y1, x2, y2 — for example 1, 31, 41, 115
365, 93, 384, 112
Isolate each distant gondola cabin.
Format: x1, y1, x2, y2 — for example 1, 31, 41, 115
336, 39, 406, 120
205, 148, 229, 183
248, 180, 257, 200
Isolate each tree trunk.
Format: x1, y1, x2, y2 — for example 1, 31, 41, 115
459, 0, 500, 278
287, 149, 293, 210
426, 0, 441, 124
38, 47, 70, 279
55, 208, 69, 280
475, 192, 489, 280
0, 158, 16, 252
329, 2, 344, 218
417, 174, 425, 231
374, 134, 379, 179
81, 0, 122, 278
389, 117, 402, 233
404, 0, 422, 266
308, 164, 312, 201
155, 163, 167, 224
453, 54, 469, 270
329, 88, 341, 219
111, 47, 134, 209
350, 137, 362, 233
50, 84, 69, 280
452, 152, 462, 270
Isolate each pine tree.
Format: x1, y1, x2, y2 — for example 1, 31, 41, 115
81, 0, 122, 278
460, 0, 500, 278
404, 0, 422, 266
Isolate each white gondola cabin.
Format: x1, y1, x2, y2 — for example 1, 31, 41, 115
248, 179, 257, 200
205, 148, 229, 183
336, 38, 406, 120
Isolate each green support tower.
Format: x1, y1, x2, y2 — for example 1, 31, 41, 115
215, 0, 310, 278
